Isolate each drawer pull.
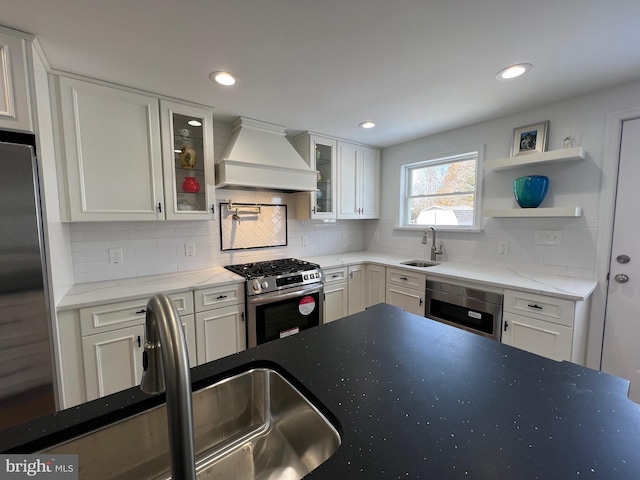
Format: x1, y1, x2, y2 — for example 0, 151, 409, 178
400, 276, 408, 281
527, 304, 543, 310
135, 309, 146, 314
216, 295, 228, 300
332, 274, 341, 278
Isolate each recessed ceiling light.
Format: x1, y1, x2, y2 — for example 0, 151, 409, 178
187, 120, 202, 127
209, 71, 237, 86
496, 63, 532, 81
359, 121, 376, 129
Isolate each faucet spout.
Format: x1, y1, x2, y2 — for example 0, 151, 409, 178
141, 294, 196, 479
429, 226, 443, 261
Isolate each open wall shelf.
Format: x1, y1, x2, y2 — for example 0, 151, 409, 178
483, 207, 583, 218
484, 147, 585, 171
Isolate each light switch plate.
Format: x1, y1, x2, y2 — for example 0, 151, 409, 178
535, 230, 562, 245
185, 243, 196, 257
108, 248, 123, 264
498, 240, 509, 255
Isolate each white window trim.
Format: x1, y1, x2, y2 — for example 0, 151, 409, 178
397, 145, 484, 232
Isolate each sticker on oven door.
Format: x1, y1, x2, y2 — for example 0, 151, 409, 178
299, 295, 316, 315
280, 327, 300, 339
468, 311, 482, 319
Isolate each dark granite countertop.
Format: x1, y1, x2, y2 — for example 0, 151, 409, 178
3, 303, 640, 479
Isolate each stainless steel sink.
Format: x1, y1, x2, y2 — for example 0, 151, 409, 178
401, 260, 439, 268
41, 368, 341, 479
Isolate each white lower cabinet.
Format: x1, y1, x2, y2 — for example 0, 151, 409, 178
501, 289, 587, 364
78, 291, 196, 402
347, 264, 366, 315
194, 284, 246, 364
365, 264, 386, 307
385, 267, 426, 316
323, 267, 348, 323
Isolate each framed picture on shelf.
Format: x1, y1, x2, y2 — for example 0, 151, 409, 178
510, 121, 549, 157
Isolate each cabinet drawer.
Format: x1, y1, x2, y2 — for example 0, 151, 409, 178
324, 267, 347, 284
80, 291, 193, 335
386, 267, 426, 290
195, 283, 244, 312
503, 290, 574, 327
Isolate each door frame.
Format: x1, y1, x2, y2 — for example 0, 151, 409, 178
590, 106, 640, 370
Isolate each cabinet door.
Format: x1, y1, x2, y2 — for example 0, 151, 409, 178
366, 264, 386, 307
385, 284, 425, 316
502, 312, 573, 361
58, 77, 163, 221
348, 264, 366, 315
360, 147, 380, 218
82, 324, 145, 401
160, 100, 215, 220
324, 282, 348, 323
0, 32, 31, 132
180, 314, 197, 368
337, 142, 359, 219
195, 304, 245, 364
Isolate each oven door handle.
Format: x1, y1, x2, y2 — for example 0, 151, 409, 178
247, 284, 323, 306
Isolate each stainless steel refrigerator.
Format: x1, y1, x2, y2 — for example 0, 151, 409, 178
0, 131, 56, 431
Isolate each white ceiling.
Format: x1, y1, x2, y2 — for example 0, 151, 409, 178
2, 0, 640, 147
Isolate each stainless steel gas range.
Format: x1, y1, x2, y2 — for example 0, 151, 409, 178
224, 258, 324, 347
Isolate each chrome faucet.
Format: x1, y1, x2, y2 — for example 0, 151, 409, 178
421, 226, 443, 261
141, 294, 196, 479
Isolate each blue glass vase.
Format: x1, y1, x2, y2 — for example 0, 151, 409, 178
513, 175, 549, 208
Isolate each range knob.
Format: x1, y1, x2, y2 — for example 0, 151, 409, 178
261, 281, 269, 289
252, 282, 261, 292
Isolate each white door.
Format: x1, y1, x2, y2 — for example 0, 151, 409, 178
601, 117, 640, 402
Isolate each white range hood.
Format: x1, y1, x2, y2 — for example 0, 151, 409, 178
215, 117, 317, 192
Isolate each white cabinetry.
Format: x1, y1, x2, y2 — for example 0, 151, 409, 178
502, 289, 588, 364
365, 264, 386, 307
55, 77, 215, 221
56, 77, 163, 221
0, 29, 31, 132
79, 291, 195, 402
337, 141, 380, 219
323, 267, 348, 323
347, 264, 366, 315
194, 283, 246, 364
385, 267, 426, 316
293, 133, 337, 220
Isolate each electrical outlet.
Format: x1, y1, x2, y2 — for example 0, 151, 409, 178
535, 230, 562, 246
108, 248, 123, 265
342, 233, 348, 243
302, 235, 309, 246
498, 240, 509, 255
185, 243, 196, 257
373, 232, 380, 243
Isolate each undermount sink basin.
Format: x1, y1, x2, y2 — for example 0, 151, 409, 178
401, 260, 439, 268
42, 367, 341, 479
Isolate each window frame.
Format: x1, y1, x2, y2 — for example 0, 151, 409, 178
398, 145, 484, 231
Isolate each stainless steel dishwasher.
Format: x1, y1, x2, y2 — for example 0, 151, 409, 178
426, 280, 503, 341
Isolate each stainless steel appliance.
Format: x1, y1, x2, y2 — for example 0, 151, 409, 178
0, 131, 56, 431
225, 258, 324, 347
426, 280, 503, 341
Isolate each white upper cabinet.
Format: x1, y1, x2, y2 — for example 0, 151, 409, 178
337, 141, 380, 219
293, 132, 337, 220
57, 77, 163, 221
160, 100, 215, 220
55, 77, 215, 221
0, 29, 32, 132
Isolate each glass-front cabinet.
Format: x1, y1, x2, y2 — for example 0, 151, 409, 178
293, 133, 337, 220
160, 100, 215, 220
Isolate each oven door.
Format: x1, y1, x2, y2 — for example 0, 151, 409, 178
247, 283, 324, 347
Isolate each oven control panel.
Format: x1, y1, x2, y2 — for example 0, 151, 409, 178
249, 269, 323, 295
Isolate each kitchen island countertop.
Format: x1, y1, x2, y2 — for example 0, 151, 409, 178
2, 304, 638, 478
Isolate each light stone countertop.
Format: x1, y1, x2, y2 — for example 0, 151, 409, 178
56, 251, 597, 311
